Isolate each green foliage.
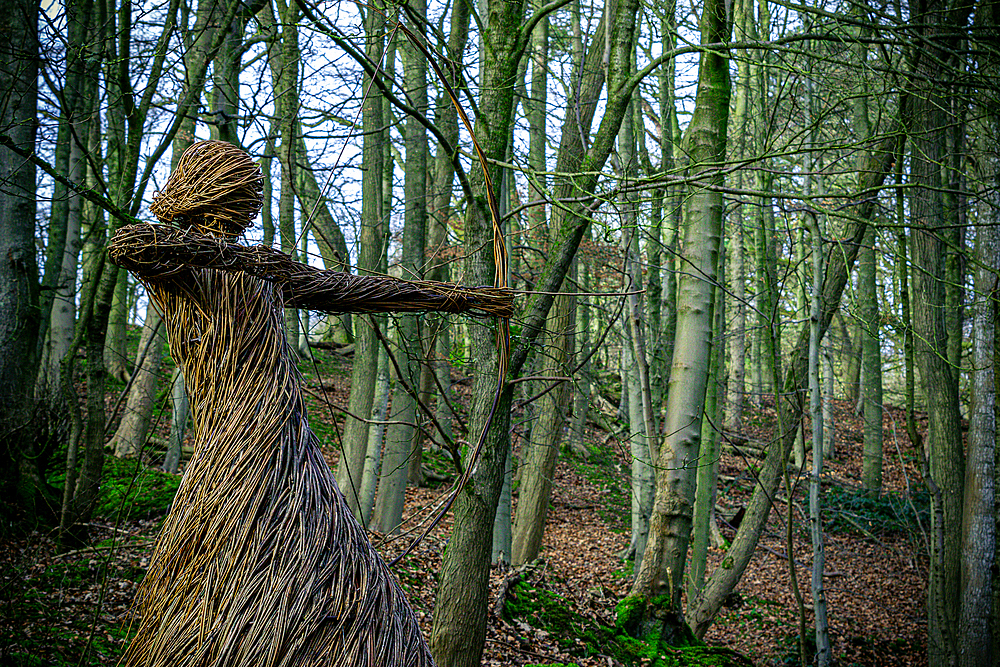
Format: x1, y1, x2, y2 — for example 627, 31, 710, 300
93, 457, 181, 520
823, 485, 928, 536
503, 580, 752, 667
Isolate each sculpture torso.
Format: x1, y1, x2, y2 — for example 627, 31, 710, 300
122, 268, 433, 667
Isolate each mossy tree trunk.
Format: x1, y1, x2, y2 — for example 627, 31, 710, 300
630, 0, 732, 617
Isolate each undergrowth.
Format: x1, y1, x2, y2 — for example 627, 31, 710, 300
502, 572, 753, 667
823, 486, 928, 537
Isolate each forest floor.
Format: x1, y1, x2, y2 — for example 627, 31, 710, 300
1, 349, 929, 666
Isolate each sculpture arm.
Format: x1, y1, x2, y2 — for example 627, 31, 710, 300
108, 223, 514, 317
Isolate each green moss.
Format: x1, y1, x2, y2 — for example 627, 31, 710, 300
505, 580, 751, 667
94, 457, 181, 520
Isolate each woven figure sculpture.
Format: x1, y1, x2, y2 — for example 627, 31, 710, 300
110, 141, 512, 666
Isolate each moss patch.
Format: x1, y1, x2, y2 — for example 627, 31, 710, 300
502, 572, 752, 667
94, 457, 181, 520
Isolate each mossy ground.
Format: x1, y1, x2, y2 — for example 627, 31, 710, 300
502, 574, 752, 667
91, 458, 182, 521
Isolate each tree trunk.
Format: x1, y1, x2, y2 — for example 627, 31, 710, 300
374, 0, 429, 534
631, 0, 732, 613
511, 289, 574, 566
859, 225, 883, 494
164, 367, 189, 474
337, 2, 385, 518
751, 0, 777, 401
295, 133, 353, 341
689, 269, 725, 603
908, 4, 970, 662
270, 0, 301, 350
104, 266, 131, 382
40, 0, 97, 398
109, 306, 165, 457
960, 172, 997, 667
360, 346, 391, 528
807, 214, 832, 666
958, 27, 999, 661
0, 0, 41, 515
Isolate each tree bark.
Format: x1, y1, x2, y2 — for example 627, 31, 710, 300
958, 25, 1000, 661
512, 289, 574, 566
631, 0, 732, 613
164, 368, 189, 474
374, 0, 429, 534
807, 213, 831, 666
0, 0, 41, 515
907, 4, 971, 663
859, 225, 883, 494
337, 2, 385, 518
109, 307, 165, 457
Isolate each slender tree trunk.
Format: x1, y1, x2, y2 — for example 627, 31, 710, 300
40, 0, 97, 398
104, 266, 130, 382
295, 133, 353, 341
270, 0, 301, 350
109, 307, 165, 457
164, 368, 188, 474
569, 261, 592, 454
527, 6, 548, 235
374, 0, 429, 534
617, 68, 655, 573
337, 2, 385, 518
859, 225, 883, 493
512, 289, 574, 566
631, 0, 732, 615
806, 214, 832, 666
425, 0, 471, 457
751, 0, 777, 401
360, 346, 391, 528
822, 343, 835, 458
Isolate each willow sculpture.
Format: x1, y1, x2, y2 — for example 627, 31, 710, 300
110, 141, 513, 666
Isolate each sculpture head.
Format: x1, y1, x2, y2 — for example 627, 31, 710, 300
150, 140, 264, 238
